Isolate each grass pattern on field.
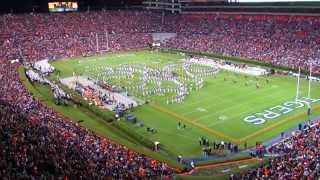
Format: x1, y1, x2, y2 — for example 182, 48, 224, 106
49, 50, 320, 157
149, 102, 239, 144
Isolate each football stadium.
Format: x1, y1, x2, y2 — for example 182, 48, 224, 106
1, 0, 320, 179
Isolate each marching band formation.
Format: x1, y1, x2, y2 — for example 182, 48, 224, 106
84, 59, 220, 105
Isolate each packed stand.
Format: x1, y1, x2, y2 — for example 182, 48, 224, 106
1, 10, 320, 178
163, 14, 320, 73
1, 12, 320, 73
0, 61, 172, 178
0, 11, 160, 62
231, 121, 320, 179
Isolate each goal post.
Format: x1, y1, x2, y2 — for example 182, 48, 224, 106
95, 31, 109, 53
308, 62, 312, 99
295, 67, 301, 102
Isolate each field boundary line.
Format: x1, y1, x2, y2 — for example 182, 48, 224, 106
239, 104, 320, 143
176, 74, 277, 113
194, 88, 289, 123
179, 157, 261, 176
149, 103, 240, 144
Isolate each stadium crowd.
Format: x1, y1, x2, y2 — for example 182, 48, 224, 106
1, 10, 320, 178
1, 11, 320, 73
163, 14, 320, 73
0, 11, 156, 62
0, 61, 172, 178
231, 121, 320, 179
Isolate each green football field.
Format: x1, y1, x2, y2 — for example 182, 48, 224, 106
48, 50, 320, 159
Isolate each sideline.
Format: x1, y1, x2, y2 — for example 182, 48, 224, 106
179, 157, 261, 176
239, 104, 320, 142
150, 100, 320, 147
18, 66, 184, 172
149, 102, 240, 144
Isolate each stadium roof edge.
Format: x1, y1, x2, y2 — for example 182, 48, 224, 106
182, 5, 320, 9
181, 11, 320, 16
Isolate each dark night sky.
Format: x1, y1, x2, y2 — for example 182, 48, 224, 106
2, 0, 319, 13
0, 0, 144, 13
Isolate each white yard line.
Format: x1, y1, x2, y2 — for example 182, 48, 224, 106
176, 78, 272, 113
180, 83, 279, 117
207, 118, 229, 127
193, 89, 292, 123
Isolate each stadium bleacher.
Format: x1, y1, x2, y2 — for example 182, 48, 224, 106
0, 10, 320, 179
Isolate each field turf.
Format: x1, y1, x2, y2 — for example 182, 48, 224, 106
47, 50, 320, 158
